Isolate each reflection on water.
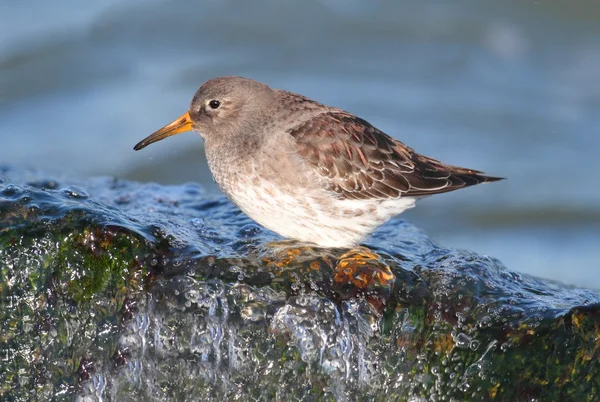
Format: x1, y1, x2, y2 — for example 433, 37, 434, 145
0, 0, 599, 286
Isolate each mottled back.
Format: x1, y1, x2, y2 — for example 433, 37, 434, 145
289, 112, 502, 200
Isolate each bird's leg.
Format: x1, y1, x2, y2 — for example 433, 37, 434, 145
260, 242, 395, 289
260, 240, 322, 269
259, 243, 395, 311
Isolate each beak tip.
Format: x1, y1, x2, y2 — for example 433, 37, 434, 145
133, 110, 192, 152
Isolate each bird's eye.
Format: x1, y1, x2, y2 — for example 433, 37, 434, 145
208, 100, 221, 109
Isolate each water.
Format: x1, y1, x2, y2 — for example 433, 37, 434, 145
1, 0, 599, 287
1, 170, 598, 400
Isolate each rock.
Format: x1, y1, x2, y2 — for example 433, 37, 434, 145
1, 166, 599, 401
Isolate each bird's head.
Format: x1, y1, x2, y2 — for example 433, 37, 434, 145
134, 76, 274, 151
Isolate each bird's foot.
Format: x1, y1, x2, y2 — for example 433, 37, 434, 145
332, 246, 395, 312
333, 246, 395, 290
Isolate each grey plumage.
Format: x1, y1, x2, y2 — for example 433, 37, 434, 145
134, 76, 503, 247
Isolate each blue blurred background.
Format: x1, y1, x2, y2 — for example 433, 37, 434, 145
1, 0, 599, 287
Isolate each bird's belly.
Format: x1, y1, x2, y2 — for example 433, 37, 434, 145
206, 146, 416, 247
222, 177, 415, 248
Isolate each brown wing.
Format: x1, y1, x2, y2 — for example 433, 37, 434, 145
289, 112, 503, 200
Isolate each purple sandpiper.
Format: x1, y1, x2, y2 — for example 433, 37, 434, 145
134, 76, 502, 247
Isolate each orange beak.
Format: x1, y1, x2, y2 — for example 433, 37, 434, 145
133, 111, 194, 151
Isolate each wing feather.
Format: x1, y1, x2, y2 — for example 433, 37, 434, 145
289, 112, 503, 200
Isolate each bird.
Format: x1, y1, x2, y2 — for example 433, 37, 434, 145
134, 76, 502, 248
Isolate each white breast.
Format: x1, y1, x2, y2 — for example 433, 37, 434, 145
222, 174, 416, 247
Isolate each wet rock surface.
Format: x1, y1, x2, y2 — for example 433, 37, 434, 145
1, 166, 599, 401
